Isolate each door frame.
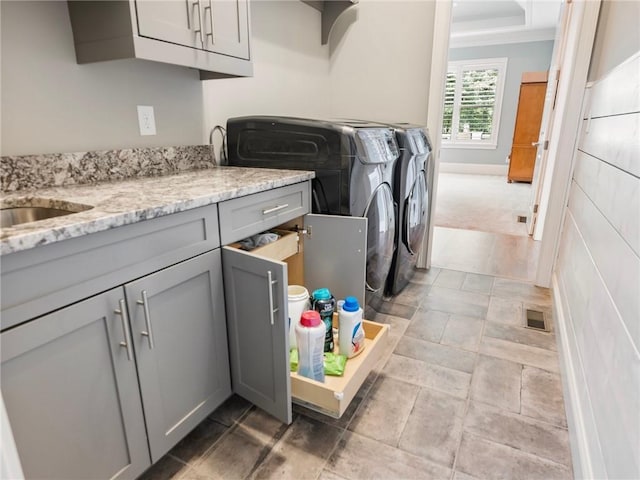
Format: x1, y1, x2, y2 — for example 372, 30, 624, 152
423, 0, 601, 288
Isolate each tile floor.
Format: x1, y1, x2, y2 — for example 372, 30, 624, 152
139, 268, 571, 480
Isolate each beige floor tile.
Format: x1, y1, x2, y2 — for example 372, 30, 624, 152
483, 322, 557, 351
464, 402, 572, 466
440, 314, 485, 352
207, 394, 253, 427
138, 455, 189, 480
293, 371, 377, 430
250, 415, 343, 480
433, 269, 467, 289
521, 366, 568, 428
462, 273, 495, 295
168, 417, 228, 466
398, 387, 466, 468
409, 267, 441, 286
486, 296, 524, 326
404, 308, 449, 343
326, 431, 451, 479
386, 281, 431, 307
193, 409, 287, 479
395, 335, 477, 373
317, 469, 350, 480
470, 355, 521, 413
384, 354, 471, 399
431, 227, 540, 282
422, 286, 489, 318
366, 294, 418, 320
492, 278, 552, 306
348, 376, 419, 446
479, 336, 560, 373
456, 433, 572, 480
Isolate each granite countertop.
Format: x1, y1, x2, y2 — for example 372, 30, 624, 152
1, 166, 314, 255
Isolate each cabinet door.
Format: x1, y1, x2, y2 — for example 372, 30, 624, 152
202, 0, 250, 59
304, 214, 367, 306
222, 246, 291, 424
125, 250, 231, 462
1, 288, 149, 480
136, 0, 203, 50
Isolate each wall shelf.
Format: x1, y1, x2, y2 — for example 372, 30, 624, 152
301, 0, 358, 45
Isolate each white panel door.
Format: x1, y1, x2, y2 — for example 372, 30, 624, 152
136, 0, 203, 50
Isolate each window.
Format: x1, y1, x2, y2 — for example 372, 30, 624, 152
442, 58, 508, 148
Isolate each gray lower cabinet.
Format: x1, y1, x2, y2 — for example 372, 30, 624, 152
222, 214, 368, 424
1, 287, 150, 480
1, 249, 230, 478
125, 249, 231, 463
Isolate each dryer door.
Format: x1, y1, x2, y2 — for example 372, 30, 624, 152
404, 171, 428, 255
363, 183, 396, 293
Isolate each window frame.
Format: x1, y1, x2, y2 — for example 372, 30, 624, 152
441, 57, 508, 150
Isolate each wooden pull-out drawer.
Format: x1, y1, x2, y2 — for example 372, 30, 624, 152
227, 229, 299, 262
291, 319, 389, 418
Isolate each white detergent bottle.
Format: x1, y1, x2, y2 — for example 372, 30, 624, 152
339, 296, 366, 358
295, 310, 325, 382
288, 285, 310, 350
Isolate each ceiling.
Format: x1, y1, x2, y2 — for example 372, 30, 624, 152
450, 0, 563, 48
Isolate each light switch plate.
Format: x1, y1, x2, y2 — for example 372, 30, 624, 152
137, 105, 156, 136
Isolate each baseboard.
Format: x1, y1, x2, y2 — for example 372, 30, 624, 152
438, 163, 509, 176
552, 273, 604, 480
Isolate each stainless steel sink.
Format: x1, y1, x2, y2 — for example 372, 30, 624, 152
1, 202, 93, 228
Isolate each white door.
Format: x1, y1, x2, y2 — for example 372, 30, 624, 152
136, 0, 204, 50
526, 0, 573, 235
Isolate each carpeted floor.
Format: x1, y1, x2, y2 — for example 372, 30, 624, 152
434, 173, 532, 237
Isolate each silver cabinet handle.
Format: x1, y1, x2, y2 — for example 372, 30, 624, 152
204, 0, 215, 45
192, 0, 204, 48
267, 271, 278, 326
185, 0, 191, 28
115, 299, 133, 361
136, 290, 155, 350
262, 204, 289, 215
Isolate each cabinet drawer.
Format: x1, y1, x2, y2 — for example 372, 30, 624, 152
291, 319, 389, 418
218, 182, 310, 245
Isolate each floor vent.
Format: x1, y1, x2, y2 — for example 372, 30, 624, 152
517, 215, 527, 223
525, 309, 547, 331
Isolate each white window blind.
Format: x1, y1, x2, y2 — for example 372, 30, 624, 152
442, 58, 507, 148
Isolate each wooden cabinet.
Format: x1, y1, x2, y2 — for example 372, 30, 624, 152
1, 288, 150, 480
67, 0, 251, 79
220, 185, 389, 424
1, 250, 230, 477
507, 73, 548, 182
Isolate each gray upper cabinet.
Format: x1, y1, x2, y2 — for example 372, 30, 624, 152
67, 0, 252, 79
1, 287, 150, 480
126, 249, 231, 462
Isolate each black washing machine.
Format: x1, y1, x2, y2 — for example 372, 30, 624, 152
226, 116, 399, 294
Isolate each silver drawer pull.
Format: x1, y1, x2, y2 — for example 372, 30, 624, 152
262, 204, 289, 215
136, 290, 155, 350
115, 299, 133, 361
267, 270, 278, 326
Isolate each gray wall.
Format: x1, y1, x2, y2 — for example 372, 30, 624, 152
554, 1, 640, 476
1, 1, 205, 156
440, 40, 553, 165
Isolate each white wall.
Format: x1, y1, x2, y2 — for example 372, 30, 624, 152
203, 1, 332, 136
553, 2, 640, 475
441, 40, 554, 165
204, 0, 436, 145
1, 0, 437, 158
0, 1, 204, 156
327, 0, 435, 124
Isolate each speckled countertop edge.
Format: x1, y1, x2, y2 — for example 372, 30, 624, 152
1, 167, 314, 255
